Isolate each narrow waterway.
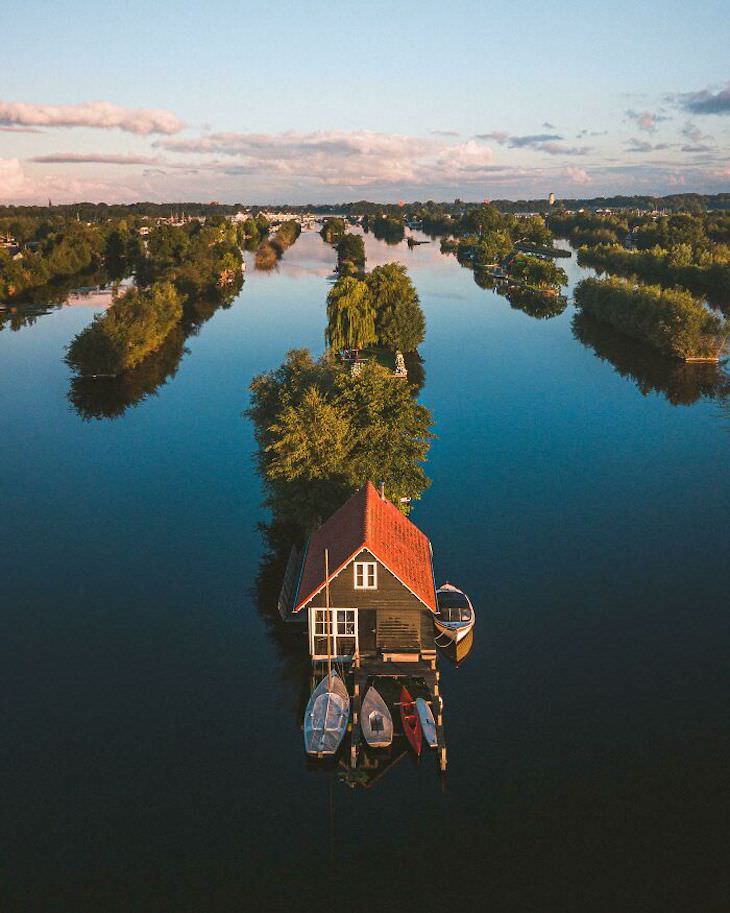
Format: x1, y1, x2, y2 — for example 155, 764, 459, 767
1, 229, 728, 912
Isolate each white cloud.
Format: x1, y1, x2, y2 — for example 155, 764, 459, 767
0, 100, 184, 135
0, 157, 144, 203
563, 165, 591, 185
156, 130, 499, 189
0, 158, 27, 195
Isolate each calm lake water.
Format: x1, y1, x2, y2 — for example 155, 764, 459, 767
1, 230, 728, 913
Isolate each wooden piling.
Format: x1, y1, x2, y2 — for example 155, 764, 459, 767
350, 688, 361, 768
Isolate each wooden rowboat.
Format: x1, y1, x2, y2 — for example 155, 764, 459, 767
415, 697, 438, 749
304, 671, 350, 757
361, 686, 393, 748
399, 686, 422, 757
435, 582, 475, 645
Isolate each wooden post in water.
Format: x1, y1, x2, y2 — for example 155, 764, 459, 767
350, 686, 361, 768
325, 549, 331, 687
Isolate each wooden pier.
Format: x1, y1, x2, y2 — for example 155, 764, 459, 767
349, 657, 448, 773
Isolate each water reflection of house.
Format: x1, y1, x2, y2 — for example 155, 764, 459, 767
279, 481, 437, 665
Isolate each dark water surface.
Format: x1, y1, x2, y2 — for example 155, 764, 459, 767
2, 231, 728, 912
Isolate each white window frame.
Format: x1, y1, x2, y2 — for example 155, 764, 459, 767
354, 561, 377, 590
308, 607, 358, 660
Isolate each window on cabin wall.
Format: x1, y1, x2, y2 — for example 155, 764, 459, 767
310, 607, 357, 658
354, 561, 377, 589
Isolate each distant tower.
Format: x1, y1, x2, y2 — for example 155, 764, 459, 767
548, 192, 556, 207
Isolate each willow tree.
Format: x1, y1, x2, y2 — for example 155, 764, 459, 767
326, 276, 376, 352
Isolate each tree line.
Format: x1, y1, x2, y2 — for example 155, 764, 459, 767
66, 220, 244, 376
573, 277, 729, 362
1, 193, 728, 225
255, 220, 302, 270
577, 244, 730, 310
0, 218, 109, 300
0, 212, 260, 303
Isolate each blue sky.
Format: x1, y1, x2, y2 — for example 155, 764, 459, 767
1, 0, 728, 203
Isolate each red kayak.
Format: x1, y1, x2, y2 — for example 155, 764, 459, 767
399, 686, 422, 757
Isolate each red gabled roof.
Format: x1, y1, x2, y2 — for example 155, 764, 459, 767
293, 481, 436, 613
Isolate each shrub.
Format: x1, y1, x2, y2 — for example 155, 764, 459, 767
66, 282, 183, 375
574, 276, 729, 361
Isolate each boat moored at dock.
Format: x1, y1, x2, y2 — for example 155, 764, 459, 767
303, 548, 350, 757
434, 582, 475, 645
399, 686, 423, 757
415, 697, 438, 749
361, 685, 393, 748
304, 671, 350, 757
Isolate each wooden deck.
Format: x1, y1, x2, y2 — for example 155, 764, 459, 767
349, 658, 447, 772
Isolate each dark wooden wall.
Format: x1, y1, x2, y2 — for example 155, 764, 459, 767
303, 549, 429, 652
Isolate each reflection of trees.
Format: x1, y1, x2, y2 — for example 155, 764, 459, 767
472, 271, 568, 319
372, 223, 405, 245
68, 326, 187, 420
255, 520, 313, 697
0, 303, 54, 333
404, 351, 426, 393
572, 312, 730, 407
0, 271, 112, 332
473, 270, 497, 291
68, 284, 241, 420
504, 286, 567, 319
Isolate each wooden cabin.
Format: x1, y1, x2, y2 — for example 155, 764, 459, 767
279, 482, 437, 664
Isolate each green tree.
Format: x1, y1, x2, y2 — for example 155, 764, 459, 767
66, 282, 183, 375
509, 254, 567, 288
326, 277, 377, 351
246, 351, 434, 528
517, 215, 553, 245
366, 262, 425, 351
574, 276, 729, 361
334, 362, 433, 503
463, 203, 506, 235
336, 233, 366, 272
266, 386, 352, 482
474, 231, 513, 265
320, 218, 346, 243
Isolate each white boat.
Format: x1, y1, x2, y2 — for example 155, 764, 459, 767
434, 582, 475, 644
361, 686, 393, 748
304, 671, 350, 756
415, 697, 438, 749
303, 547, 350, 757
